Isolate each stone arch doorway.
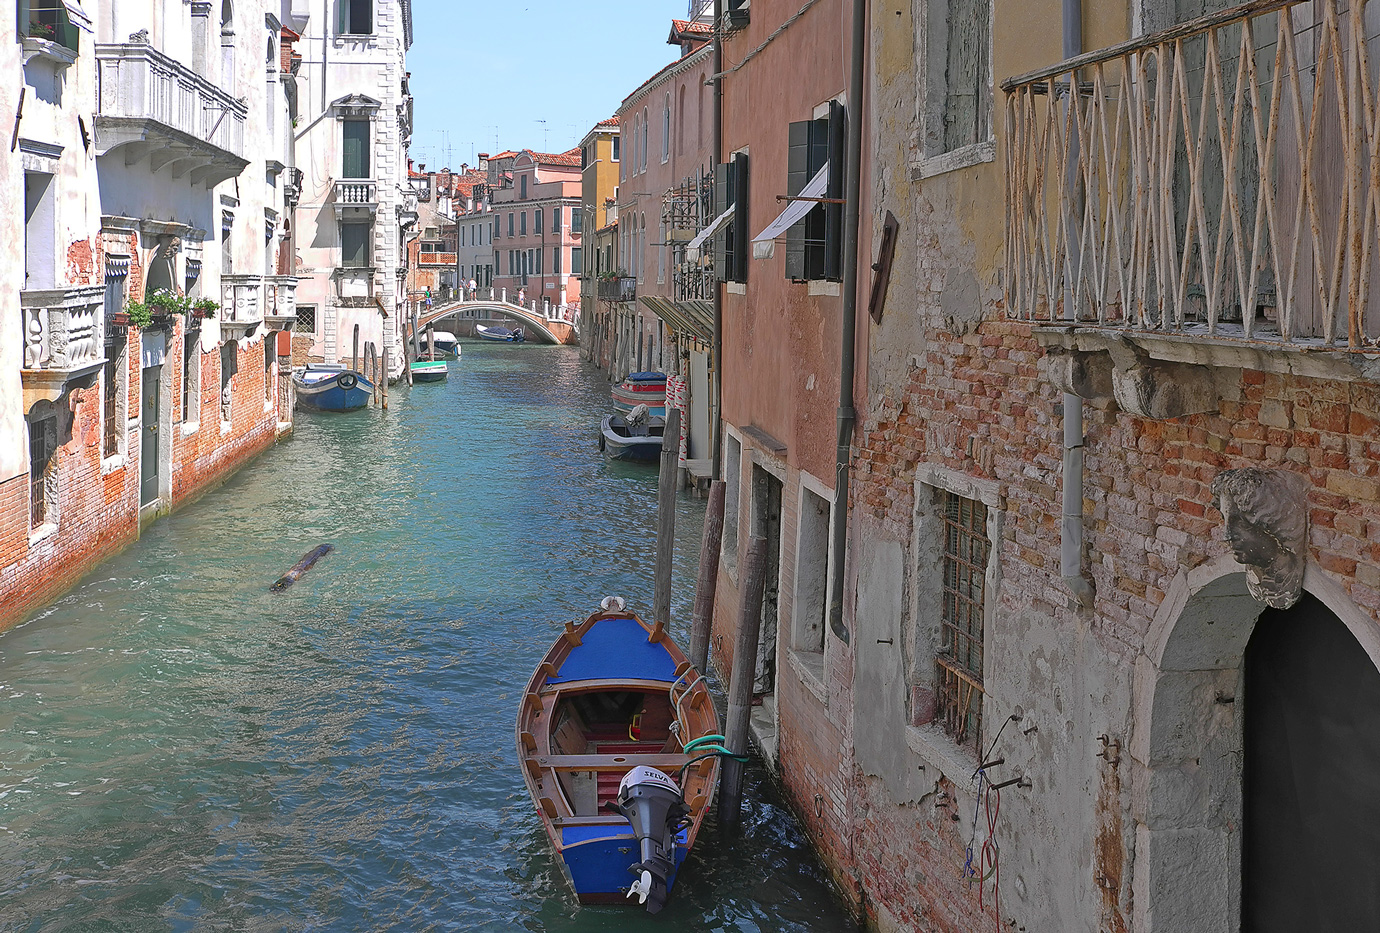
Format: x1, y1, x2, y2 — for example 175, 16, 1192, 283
1132, 558, 1380, 932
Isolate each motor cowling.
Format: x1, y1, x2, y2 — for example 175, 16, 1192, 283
613, 766, 688, 914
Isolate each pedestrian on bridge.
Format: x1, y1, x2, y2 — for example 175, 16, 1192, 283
468, 278, 477, 301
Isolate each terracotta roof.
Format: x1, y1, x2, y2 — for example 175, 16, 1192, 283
489, 150, 519, 161
597, 115, 620, 127
530, 148, 583, 167
669, 18, 713, 41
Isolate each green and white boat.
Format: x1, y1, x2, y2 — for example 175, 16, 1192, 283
410, 359, 448, 383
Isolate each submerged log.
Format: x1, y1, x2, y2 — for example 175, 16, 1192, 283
270, 543, 334, 592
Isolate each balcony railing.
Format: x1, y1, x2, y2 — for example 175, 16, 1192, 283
598, 276, 637, 302
221, 275, 265, 335
20, 286, 106, 405
264, 276, 298, 329
336, 180, 379, 206
95, 41, 248, 186
1004, 0, 1380, 350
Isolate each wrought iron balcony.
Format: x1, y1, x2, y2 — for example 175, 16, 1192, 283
598, 276, 637, 302
94, 40, 248, 187
264, 277, 299, 330
1004, 0, 1380, 355
20, 285, 106, 407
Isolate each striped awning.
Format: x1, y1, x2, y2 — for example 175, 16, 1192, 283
638, 295, 713, 343
105, 255, 131, 279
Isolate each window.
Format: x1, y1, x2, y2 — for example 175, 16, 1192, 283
342, 119, 370, 178
786, 101, 845, 281
222, 211, 234, 275
220, 341, 238, 423
103, 343, 123, 456
571, 208, 582, 234
341, 221, 370, 267
641, 109, 649, 172
507, 213, 514, 237
658, 220, 666, 284
533, 208, 542, 234
571, 246, 583, 274
612, 135, 620, 162
24, 171, 55, 290
339, 0, 372, 35
933, 489, 990, 748
28, 414, 57, 530
722, 433, 742, 572
264, 339, 274, 402
296, 303, 317, 332
552, 247, 560, 275
922, 0, 992, 158
182, 331, 199, 424
520, 212, 527, 236
421, 242, 438, 253
495, 217, 501, 240
552, 206, 561, 233
793, 485, 831, 666
520, 174, 527, 199
662, 93, 671, 162
535, 247, 543, 275
715, 152, 749, 284
22, 0, 79, 52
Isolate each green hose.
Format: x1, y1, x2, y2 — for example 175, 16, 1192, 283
683, 734, 728, 752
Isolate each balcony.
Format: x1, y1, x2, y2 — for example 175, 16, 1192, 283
94, 41, 248, 188
264, 277, 298, 331
220, 275, 265, 338
334, 179, 379, 216
598, 276, 637, 302
21, 285, 106, 408
1005, 0, 1380, 393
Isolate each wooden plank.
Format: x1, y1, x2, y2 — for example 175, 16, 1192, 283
537, 753, 691, 773
868, 210, 899, 323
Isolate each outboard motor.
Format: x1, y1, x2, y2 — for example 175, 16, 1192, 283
612, 766, 688, 913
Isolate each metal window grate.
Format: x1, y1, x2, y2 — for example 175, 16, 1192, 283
103, 355, 119, 457
29, 418, 56, 528
934, 490, 989, 748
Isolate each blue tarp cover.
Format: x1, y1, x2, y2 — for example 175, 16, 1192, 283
545, 616, 678, 685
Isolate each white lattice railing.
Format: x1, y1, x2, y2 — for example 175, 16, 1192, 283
1005, 0, 1380, 349
22, 295, 103, 372
335, 180, 378, 205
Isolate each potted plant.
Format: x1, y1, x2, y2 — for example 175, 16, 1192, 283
191, 298, 219, 320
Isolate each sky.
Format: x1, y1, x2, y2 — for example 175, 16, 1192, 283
406, 0, 695, 171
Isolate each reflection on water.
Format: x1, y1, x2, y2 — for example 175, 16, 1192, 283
0, 343, 857, 932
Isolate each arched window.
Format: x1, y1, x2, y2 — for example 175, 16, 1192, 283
662, 93, 670, 162
639, 213, 646, 282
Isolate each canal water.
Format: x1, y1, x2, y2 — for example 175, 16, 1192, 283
0, 343, 858, 932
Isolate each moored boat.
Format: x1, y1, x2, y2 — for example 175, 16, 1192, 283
516, 600, 723, 913
475, 323, 525, 342
410, 359, 448, 383
599, 409, 665, 463
293, 363, 373, 412
611, 372, 666, 415
419, 330, 461, 359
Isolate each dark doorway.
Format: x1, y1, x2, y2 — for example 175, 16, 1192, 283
1243, 592, 1380, 931
751, 464, 782, 698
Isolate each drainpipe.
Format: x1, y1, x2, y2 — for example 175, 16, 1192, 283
710, 6, 724, 481
1061, 0, 1093, 607
825, 0, 866, 646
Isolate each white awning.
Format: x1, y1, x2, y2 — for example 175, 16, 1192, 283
753, 163, 829, 246
63, 0, 94, 33
685, 205, 736, 263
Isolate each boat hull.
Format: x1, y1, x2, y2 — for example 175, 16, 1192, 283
410, 361, 448, 383
611, 372, 667, 414
293, 369, 374, 412
516, 609, 720, 910
601, 415, 664, 463
475, 324, 525, 342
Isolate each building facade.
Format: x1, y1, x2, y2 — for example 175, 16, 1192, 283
2, 0, 302, 631
290, 0, 412, 376
489, 149, 583, 316
579, 117, 619, 369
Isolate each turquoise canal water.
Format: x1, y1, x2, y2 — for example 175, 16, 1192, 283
0, 343, 857, 932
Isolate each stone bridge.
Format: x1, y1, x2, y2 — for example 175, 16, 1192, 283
410, 292, 579, 346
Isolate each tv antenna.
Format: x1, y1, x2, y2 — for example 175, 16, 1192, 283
536, 119, 549, 151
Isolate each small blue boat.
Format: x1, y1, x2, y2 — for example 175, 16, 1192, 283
475, 323, 525, 342
517, 602, 723, 913
293, 363, 373, 412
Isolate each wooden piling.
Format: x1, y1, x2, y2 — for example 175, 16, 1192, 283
653, 407, 682, 630
718, 534, 767, 825
689, 480, 725, 674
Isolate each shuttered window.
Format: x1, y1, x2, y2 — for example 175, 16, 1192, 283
342, 119, 369, 178
714, 153, 749, 284
341, 222, 370, 267
785, 100, 845, 281
924, 0, 991, 156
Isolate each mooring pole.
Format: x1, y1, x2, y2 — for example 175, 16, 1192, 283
719, 534, 767, 826
689, 479, 725, 674
653, 407, 682, 630
427, 326, 436, 361
381, 345, 389, 409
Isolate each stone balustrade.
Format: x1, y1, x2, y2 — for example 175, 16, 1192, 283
20, 286, 107, 407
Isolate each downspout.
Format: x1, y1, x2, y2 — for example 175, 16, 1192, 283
826, 0, 866, 646
1061, 0, 1093, 606
710, 7, 724, 481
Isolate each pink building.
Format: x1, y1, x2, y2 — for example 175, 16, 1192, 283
490, 149, 584, 313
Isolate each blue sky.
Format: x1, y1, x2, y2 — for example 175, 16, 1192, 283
407, 0, 693, 170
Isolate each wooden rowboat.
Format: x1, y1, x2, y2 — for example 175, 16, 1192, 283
516, 601, 721, 913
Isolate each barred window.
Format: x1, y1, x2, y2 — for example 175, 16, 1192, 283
934, 490, 989, 749
29, 416, 57, 529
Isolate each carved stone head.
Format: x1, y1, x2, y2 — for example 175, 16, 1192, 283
1210, 468, 1309, 609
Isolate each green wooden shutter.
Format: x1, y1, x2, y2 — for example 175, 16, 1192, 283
731, 153, 749, 284
342, 120, 369, 178
785, 120, 810, 280
824, 99, 846, 281
713, 162, 730, 283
